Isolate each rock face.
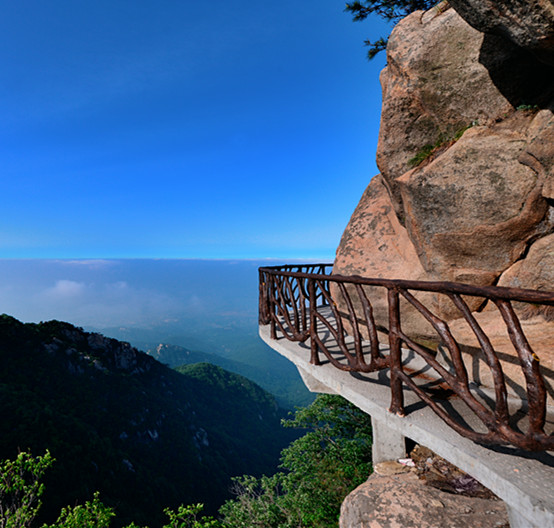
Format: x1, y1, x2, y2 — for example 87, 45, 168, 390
448, 0, 554, 66
398, 114, 553, 285
333, 4, 554, 398
375, 6, 514, 219
339, 5, 554, 288
332, 174, 433, 335
339, 471, 508, 528
334, 4, 554, 315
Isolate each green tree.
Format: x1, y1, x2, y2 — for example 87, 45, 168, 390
0, 451, 54, 528
221, 475, 287, 527
41, 493, 115, 528
220, 395, 373, 528
0, 451, 221, 528
0, 397, 372, 528
345, 0, 437, 58
161, 504, 221, 528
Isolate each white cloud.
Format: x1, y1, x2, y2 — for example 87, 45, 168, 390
58, 260, 115, 269
29, 278, 180, 328
46, 280, 86, 298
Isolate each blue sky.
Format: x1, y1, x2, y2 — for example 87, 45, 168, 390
0, 1, 389, 260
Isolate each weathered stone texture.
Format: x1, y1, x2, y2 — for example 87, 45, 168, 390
497, 233, 554, 320
333, 174, 434, 336
448, 0, 554, 66
525, 107, 554, 199
339, 471, 508, 528
397, 115, 553, 283
335, 5, 554, 306
376, 7, 514, 220
333, 174, 424, 282
333, 3, 554, 405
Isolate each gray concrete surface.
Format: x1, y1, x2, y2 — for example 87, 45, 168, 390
371, 417, 406, 464
260, 322, 554, 528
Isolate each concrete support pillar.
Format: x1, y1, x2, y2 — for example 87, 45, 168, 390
371, 416, 406, 464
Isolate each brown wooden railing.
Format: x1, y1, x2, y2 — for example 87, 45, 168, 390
259, 264, 554, 451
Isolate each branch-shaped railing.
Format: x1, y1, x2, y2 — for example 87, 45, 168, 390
259, 264, 554, 451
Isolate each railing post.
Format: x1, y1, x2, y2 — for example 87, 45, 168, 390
308, 278, 320, 365
388, 288, 405, 416
258, 270, 267, 325
300, 277, 308, 336
269, 275, 277, 340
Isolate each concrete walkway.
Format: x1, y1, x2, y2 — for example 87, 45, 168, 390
260, 319, 554, 528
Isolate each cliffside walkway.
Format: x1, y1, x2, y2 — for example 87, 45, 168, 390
258, 264, 554, 528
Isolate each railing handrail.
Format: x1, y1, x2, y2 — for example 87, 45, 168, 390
259, 264, 554, 304
259, 263, 554, 452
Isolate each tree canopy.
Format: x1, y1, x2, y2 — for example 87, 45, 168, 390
0, 395, 373, 528
220, 394, 373, 527
345, 0, 438, 58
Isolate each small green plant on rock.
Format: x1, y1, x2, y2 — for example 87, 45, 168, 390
516, 104, 540, 112
434, 0, 450, 15
408, 142, 437, 168
408, 122, 476, 168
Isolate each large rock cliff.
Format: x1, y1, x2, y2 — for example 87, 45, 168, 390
333, 2, 554, 400
336, 3, 554, 289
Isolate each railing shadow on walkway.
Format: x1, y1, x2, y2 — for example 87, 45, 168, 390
259, 264, 554, 452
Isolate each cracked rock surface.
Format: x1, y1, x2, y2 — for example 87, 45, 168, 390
333, 3, 554, 401
340, 446, 509, 528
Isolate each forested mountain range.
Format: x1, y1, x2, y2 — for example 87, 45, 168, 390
99, 323, 314, 409
143, 341, 314, 409
0, 315, 298, 527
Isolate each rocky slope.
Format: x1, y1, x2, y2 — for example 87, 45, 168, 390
333, 1, 554, 398
0, 315, 297, 527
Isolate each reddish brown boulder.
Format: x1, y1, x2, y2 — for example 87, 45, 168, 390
333, 174, 424, 282
333, 3, 554, 403
333, 174, 433, 336
497, 233, 554, 320
339, 471, 508, 528
525, 107, 554, 200
337, 6, 554, 297
377, 7, 514, 219
397, 114, 552, 284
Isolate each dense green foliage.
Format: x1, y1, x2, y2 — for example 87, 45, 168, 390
0, 452, 218, 528
0, 315, 297, 527
0, 315, 373, 527
0, 395, 372, 528
220, 394, 373, 527
154, 343, 314, 409
42, 492, 115, 528
345, 0, 437, 58
0, 451, 53, 528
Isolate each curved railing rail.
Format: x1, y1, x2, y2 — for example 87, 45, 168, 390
259, 264, 554, 451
